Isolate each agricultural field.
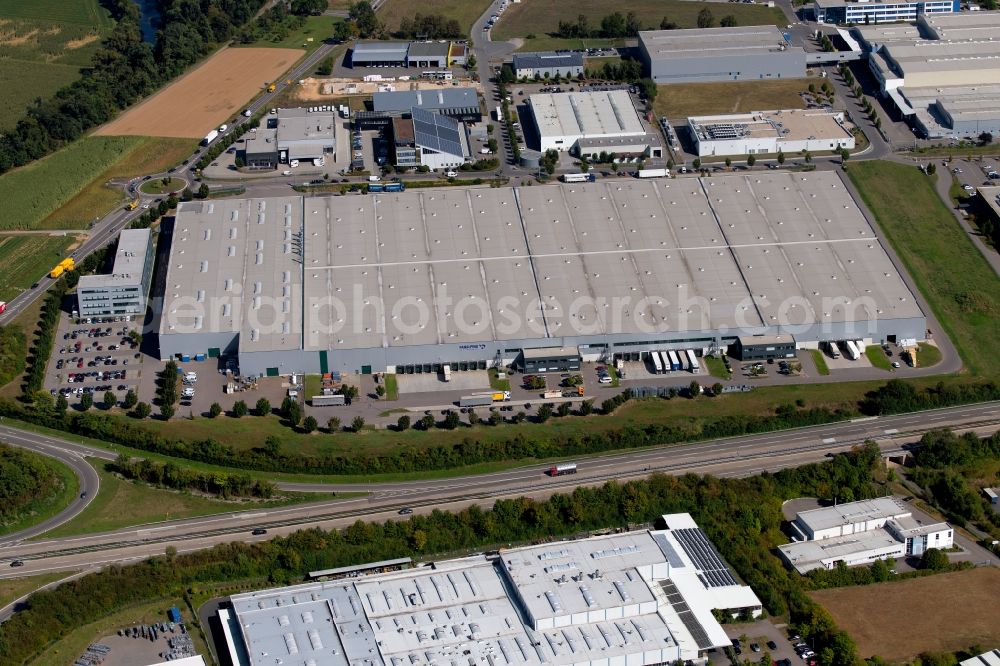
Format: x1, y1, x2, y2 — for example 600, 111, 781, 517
812, 568, 1000, 661
381, 0, 493, 34
848, 161, 1000, 377
492, 0, 785, 42
0, 235, 77, 301
0, 0, 114, 131
654, 79, 810, 118
95, 47, 305, 138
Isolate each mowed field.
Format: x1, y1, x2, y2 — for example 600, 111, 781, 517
380, 0, 493, 34
95, 47, 305, 138
811, 568, 1000, 661
0, 235, 77, 301
492, 0, 786, 40
654, 79, 810, 118
0, 0, 113, 130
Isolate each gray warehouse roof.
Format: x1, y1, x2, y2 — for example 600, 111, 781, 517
406, 41, 450, 57
639, 25, 802, 59
530, 90, 645, 139
352, 40, 409, 60
78, 229, 151, 290
513, 51, 584, 69
410, 107, 469, 158
159, 172, 924, 357
373, 87, 479, 113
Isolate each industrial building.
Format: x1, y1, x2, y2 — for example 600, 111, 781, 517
350, 40, 469, 69
406, 41, 450, 68
961, 650, 1000, 666
731, 334, 797, 361
350, 41, 409, 67
77, 229, 153, 319
243, 108, 336, 168
390, 108, 472, 169
855, 12, 1000, 138
638, 26, 806, 84
688, 109, 856, 157
155, 171, 926, 377
814, 0, 956, 25
527, 89, 655, 155
356, 88, 482, 129
778, 498, 953, 574
512, 51, 585, 80
218, 513, 763, 665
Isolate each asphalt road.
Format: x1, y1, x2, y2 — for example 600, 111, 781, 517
1, 402, 999, 580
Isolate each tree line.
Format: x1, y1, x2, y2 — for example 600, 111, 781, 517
556, 9, 735, 39
0, 444, 891, 665
0, 0, 265, 175
111, 453, 276, 499
396, 13, 463, 40
0, 443, 62, 528
860, 379, 1000, 416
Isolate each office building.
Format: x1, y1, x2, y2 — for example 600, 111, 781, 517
243, 128, 279, 169
638, 26, 806, 84
778, 498, 954, 574
688, 109, 856, 156
77, 229, 153, 319
512, 51, 585, 80
390, 108, 472, 169
275, 107, 336, 163
155, 172, 926, 376
731, 334, 797, 361
219, 513, 763, 665
815, 0, 957, 25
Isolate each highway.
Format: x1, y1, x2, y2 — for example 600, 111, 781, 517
1, 402, 999, 580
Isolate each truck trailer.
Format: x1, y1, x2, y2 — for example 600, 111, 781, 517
311, 394, 346, 406
459, 395, 492, 407
650, 350, 663, 374
547, 463, 577, 476
637, 168, 670, 179
685, 349, 700, 373
203, 129, 219, 146
668, 350, 681, 371
561, 172, 596, 183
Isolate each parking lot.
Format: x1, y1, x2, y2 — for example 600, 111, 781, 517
45, 310, 143, 409
715, 619, 817, 665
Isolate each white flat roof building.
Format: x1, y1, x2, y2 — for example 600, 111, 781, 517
961, 649, 1000, 666
528, 90, 647, 152
77, 228, 154, 318
222, 514, 762, 665
689, 109, 856, 157
779, 497, 953, 574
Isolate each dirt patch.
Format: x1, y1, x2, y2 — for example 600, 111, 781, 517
95, 47, 304, 139
294, 76, 483, 101
811, 568, 1000, 661
65, 32, 100, 49
0, 27, 39, 46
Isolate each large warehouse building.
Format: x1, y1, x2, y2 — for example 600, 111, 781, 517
527, 89, 659, 156
156, 171, 925, 377
638, 26, 806, 84
218, 514, 762, 665
778, 498, 953, 574
856, 12, 1000, 138
688, 109, 856, 156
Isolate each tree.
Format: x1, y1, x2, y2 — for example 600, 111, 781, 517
712, 382, 724, 396
316, 56, 334, 76
488, 410, 503, 426
286, 400, 302, 426
302, 415, 318, 433
921, 548, 949, 570
725, 157, 731, 168
264, 435, 281, 456
536, 404, 553, 422
232, 400, 248, 417
840, 147, 850, 163
660, 16, 678, 30
133, 401, 151, 419
926, 162, 936, 175
688, 381, 701, 398
777, 151, 785, 165
351, 415, 366, 432
197, 183, 210, 199
256, 397, 271, 416
160, 403, 174, 420
55, 394, 68, 416
443, 410, 461, 429
420, 414, 435, 430
410, 529, 428, 551
978, 131, 993, 146
123, 389, 138, 409
697, 8, 714, 28
181, 187, 193, 201
207, 402, 221, 418
692, 158, 701, 170
579, 399, 594, 415
396, 415, 410, 431
375, 384, 385, 398
746, 154, 756, 168
79, 392, 93, 411
327, 416, 341, 432
557, 402, 572, 417
720, 14, 737, 27
804, 150, 812, 163
348, 1, 382, 38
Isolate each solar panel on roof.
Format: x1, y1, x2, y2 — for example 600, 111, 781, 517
673, 528, 738, 587
658, 580, 713, 649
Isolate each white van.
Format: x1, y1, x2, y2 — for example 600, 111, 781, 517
290, 159, 299, 168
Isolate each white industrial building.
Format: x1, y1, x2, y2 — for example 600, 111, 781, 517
778, 497, 953, 574
76, 229, 153, 319
961, 649, 1000, 666
688, 109, 856, 157
527, 90, 653, 154
512, 51, 585, 80
855, 12, 1000, 138
218, 513, 762, 665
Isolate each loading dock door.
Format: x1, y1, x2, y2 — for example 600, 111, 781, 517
319, 350, 329, 374
208, 347, 220, 358
266, 367, 279, 377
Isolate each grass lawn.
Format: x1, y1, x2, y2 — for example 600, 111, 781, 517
40, 458, 335, 539
0, 446, 79, 537
865, 345, 893, 371
810, 349, 830, 376
384, 373, 399, 400
654, 79, 810, 118
139, 178, 187, 195
238, 14, 336, 52
26, 596, 212, 666
514, 36, 629, 53
917, 342, 943, 367
848, 160, 1000, 377
907, 144, 1000, 158
488, 368, 511, 391
0, 571, 73, 611
381, 0, 493, 34
812, 568, 1000, 662
304, 374, 322, 399
703, 355, 730, 380
493, 0, 785, 41
0, 296, 45, 398
0, 235, 77, 302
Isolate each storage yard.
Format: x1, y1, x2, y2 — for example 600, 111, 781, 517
94, 47, 304, 138
157, 172, 925, 377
